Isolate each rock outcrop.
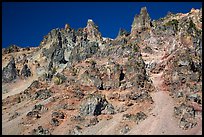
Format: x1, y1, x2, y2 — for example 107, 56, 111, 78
2, 45, 21, 55
131, 7, 151, 35
2, 56, 18, 83
21, 64, 32, 77
85, 19, 103, 42
2, 7, 202, 135
80, 93, 115, 116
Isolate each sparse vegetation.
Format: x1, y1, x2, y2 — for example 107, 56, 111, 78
53, 73, 66, 85
51, 67, 57, 74
53, 76, 63, 85
2, 7, 202, 135
189, 20, 196, 30
165, 19, 179, 31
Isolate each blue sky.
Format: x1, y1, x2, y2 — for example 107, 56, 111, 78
2, 2, 202, 48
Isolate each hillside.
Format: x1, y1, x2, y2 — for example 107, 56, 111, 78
2, 7, 202, 135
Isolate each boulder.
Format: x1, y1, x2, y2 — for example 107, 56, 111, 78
85, 116, 99, 127
52, 111, 65, 119
122, 111, 147, 124
33, 89, 52, 100
79, 94, 115, 116
73, 90, 85, 99
68, 126, 82, 135
26, 110, 41, 118
32, 126, 51, 135
50, 118, 60, 126
2, 56, 18, 83
127, 90, 153, 102
174, 103, 197, 130
120, 124, 130, 134
70, 115, 85, 122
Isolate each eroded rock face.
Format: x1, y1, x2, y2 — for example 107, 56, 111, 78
174, 103, 197, 130
163, 48, 202, 99
2, 7, 202, 135
2, 45, 21, 55
131, 7, 151, 35
85, 19, 103, 42
117, 28, 130, 38
2, 56, 18, 83
21, 64, 32, 77
39, 19, 103, 71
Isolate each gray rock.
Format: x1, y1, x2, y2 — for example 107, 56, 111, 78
3, 45, 21, 54
80, 94, 114, 116
26, 110, 41, 118
33, 104, 44, 111
68, 126, 82, 135
69, 41, 99, 63
33, 89, 52, 100
174, 103, 198, 130
2, 56, 18, 83
120, 124, 130, 134
176, 92, 184, 98
117, 28, 130, 37
127, 90, 152, 102
91, 76, 103, 90
32, 126, 51, 135
52, 111, 65, 119
85, 116, 99, 127
101, 103, 115, 115
187, 94, 201, 104
51, 48, 68, 65
70, 115, 85, 122
74, 90, 85, 99
21, 64, 31, 77
179, 117, 197, 130
9, 112, 20, 121
178, 60, 190, 66
122, 111, 147, 124
174, 103, 195, 118
32, 104, 48, 113
50, 118, 60, 126
29, 80, 40, 89
131, 7, 151, 34
116, 105, 128, 113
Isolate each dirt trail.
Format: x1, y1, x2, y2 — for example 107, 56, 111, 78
130, 46, 202, 135
2, 76, 37, 100
127, 71, 185, 135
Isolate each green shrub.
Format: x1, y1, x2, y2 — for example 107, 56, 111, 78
189, 20, 196, 30
53, 73, 66, 85
53, 76, 63, 85
165, 19, 179, 31
51, 67, 57, 74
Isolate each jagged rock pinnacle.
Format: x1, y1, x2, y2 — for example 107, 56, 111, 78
88, 19, 93, 22
131, 7, 151, 35
65, 24, 70, 31
85, 19, 102, 42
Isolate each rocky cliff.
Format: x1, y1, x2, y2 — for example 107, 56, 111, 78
2, 7, 202, 135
